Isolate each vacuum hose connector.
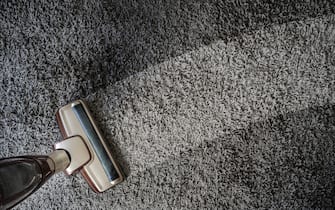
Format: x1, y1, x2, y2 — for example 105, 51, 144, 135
48, 150, 70, 173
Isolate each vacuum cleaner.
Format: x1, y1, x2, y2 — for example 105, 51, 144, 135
0, 100, 124, 209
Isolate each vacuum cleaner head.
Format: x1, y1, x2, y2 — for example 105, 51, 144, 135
56, 100, 124, 192
0, 100, 124, 209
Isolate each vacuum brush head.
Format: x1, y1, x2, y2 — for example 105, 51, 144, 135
0, 100, 123, 209
55, 100, 124, 192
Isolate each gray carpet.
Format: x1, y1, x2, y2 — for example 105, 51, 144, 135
1, 0, 335, 209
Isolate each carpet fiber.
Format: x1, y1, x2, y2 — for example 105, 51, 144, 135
1, 0, 335, 209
